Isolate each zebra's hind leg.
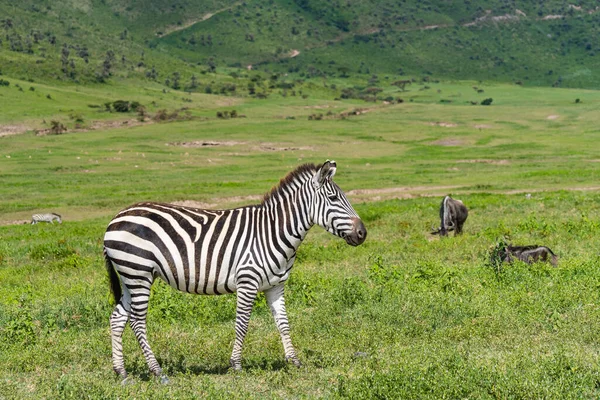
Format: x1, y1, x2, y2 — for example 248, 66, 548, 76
230, 285, 259, 371
128, 286, 169, 384
110, 286, 131, 382
264, 284, 301, 367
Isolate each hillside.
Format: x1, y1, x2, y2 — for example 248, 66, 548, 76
1, 0, 599, 88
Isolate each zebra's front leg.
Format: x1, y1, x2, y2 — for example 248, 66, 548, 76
230, 285, 258, 371
264, 283, 301, 367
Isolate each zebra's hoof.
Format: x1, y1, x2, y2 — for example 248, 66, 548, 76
286, 356, 303, 368
229, 359, 242, 371
159, 374, 170, 385
121, 377, 133, 386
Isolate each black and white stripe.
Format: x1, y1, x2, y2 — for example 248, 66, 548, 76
31, 213, 62, 224
104, 160, 367, 382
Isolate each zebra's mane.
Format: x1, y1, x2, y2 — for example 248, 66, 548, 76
261, 163, 318, 205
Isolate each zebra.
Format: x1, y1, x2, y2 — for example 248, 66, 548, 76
31, 213, 62, 224
104, 160, 367, 383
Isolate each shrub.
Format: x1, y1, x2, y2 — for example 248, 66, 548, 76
137, 106, 147, 122
481, 98, 493, 106
153, 109, 178, 121
49, 120, 66, 134
112, 100, 130, 112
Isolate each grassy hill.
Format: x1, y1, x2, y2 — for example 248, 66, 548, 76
152, 0, 600, 88
1, 0, 600, 88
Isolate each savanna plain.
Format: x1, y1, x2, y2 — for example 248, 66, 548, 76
2, 76, 600, 399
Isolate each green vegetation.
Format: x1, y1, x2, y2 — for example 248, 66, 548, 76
2, 0, 600, 87
2, 0, 600, 397
2, 74, 600, 397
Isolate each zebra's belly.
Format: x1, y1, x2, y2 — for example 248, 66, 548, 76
158, 258, 238, 295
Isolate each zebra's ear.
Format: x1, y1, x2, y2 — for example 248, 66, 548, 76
312, 160, 337, 189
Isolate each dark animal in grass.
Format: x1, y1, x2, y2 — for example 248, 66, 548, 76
491, 241, 558, 267
431, 196, 468, 236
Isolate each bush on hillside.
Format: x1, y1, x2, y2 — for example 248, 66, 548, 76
112, 100, 130, 112
49, 121, 67, 135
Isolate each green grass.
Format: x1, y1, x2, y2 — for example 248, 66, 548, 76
2, 73, 600, 398
2, 193, 600, 398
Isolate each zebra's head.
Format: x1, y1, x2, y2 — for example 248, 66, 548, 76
310, 160, 367, 246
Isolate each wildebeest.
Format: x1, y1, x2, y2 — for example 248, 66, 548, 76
491, 241, 558, 267
431, 195, 468, 236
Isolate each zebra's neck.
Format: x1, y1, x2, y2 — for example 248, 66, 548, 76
260, 170, 316, 247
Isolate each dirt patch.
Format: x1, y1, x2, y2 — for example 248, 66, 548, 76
474, 124, 494, 129
542, 15, 563, 20
168, 140, 246, 148
547, 115, 560, 120
429, 122, 458, 127
0, 219, 29, 226
0, 124, 31, 138
172, 200, 217, 209
174, 196, 263, 209
289, 49, 300, 58
304, 105, 331, 109
457, 159, 510, 165
430, 138, 465, 146
35, 118, 152, 136
215, 98, 240, 106
156, 2, 242, 37
347, 186, 459, 196
255, 143, 315, 152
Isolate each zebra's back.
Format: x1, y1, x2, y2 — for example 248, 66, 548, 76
104, 202, 256, 295
31, 213, 62, 224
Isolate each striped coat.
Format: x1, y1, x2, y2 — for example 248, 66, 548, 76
31, 213, 62, 224
104, 161, 367, 383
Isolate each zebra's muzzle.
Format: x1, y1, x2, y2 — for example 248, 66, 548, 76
343, 218, 367, 246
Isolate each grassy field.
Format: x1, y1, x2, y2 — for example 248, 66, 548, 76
2, 77, 600, 398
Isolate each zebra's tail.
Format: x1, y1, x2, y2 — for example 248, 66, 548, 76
104, 248, 122, 304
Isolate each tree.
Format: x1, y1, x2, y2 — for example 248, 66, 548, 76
96, 50, 115, 82
146, 66, 158, 80
61, 44, 70, 75
1, 18, 13, 29
171, 72, 181, 90
207, 57, 216, 73
77, 46, 90, 63
392, 79, 412, 91
188, 75, 198, 90
103, 50, 115, 75
337, 66, 350, 78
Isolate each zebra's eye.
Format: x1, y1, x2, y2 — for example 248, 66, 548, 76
328, 193, 338, 201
